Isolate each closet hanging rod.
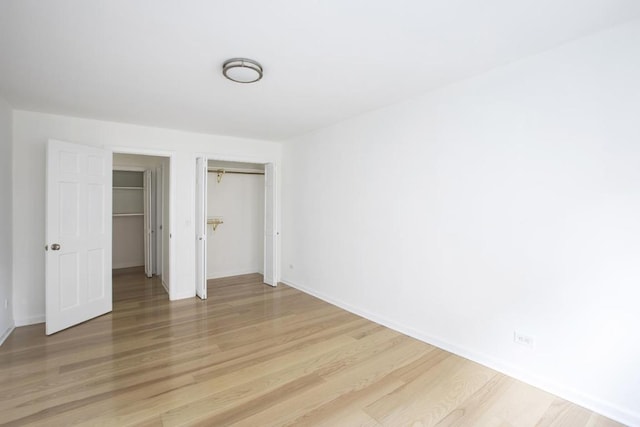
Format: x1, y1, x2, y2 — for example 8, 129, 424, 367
207, 169, 265, 175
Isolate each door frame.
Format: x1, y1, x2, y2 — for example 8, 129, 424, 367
143, 169, 153, 278
195, 157, 207, 299
195, 152, 279, 292
155, 164, 163, 276
110, 146, 176, 299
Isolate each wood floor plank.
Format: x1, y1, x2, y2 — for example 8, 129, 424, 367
0, 270, 624, 426
81, 333, 359, 425
364, 355, 498, 426
537, 399, 598, 427
433, 374, 557, 427
231, 339, 440, 427
92, 327, 420, 425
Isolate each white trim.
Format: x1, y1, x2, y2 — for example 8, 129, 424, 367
109, 146, 175, 301
195, 156, 208, 300
110, 146, 175, 158
14, 314, 45, 326
112, 166, 146, 172
195, 151, 280, 295
207, 269, 263, 280
0, 324, 15, 346
202, 152, 277, 165
171, 290, 196, 301
281, 278, 640, 427
112, 261, 144, 269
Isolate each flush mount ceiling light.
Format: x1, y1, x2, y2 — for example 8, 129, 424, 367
222, 58, 263, 83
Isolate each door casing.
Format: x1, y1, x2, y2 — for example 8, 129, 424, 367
110, 147, 175, 298
195, 154, 279, 292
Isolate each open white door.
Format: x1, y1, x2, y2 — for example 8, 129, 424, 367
143, 169, 153, 278
195, 157, 207, 299
263, 163, 277, 286
154, 167, 163, 275
46, 139, 112, 335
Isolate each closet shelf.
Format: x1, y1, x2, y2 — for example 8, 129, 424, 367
113, 186, 143, 190
113, 213, 144, 217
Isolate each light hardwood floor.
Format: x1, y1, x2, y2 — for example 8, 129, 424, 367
0, 269, 622, 426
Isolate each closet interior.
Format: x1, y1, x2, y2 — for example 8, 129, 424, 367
206, 160, 265, 280
112, 170, 145, 270
112, 153, 170, 292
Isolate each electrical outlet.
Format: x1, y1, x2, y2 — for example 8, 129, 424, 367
514, 331, 535, 349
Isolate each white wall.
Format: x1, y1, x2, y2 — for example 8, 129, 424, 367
112, 170, 144, 269
281, 21, 640, 426
112, 216, 145, 269
0, 96, 14, 345
206, 172, 265, 279
12, 111, 281, 325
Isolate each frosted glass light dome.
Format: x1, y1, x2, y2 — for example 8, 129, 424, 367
222, 58, 263, 83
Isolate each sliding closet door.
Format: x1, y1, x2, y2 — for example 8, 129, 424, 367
263, 163, 277, 286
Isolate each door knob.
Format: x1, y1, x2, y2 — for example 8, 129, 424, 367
51, 243, 61, 251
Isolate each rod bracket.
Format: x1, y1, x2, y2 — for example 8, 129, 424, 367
207, 217, 224, 232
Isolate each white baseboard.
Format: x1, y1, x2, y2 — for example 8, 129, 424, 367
207, 269, 261, 280
0, 323, 15, 346
113, 261, 144, 269
170, 291, 195, 301
281, 278, 640, 427
14, 314, 45, 327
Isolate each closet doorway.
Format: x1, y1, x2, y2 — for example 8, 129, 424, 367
195, 158, 277, 299
112, 152, 172, 296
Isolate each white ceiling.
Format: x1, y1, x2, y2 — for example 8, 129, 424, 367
1, 0, 639, 141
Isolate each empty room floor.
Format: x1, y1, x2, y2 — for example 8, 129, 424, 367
0, 271, 622, 426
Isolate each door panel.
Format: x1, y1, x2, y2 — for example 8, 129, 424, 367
46, 139, 112, 335
195, 157, 207, 299
263, 163, 277, 287
144, 169, 153, 278
87, 248, 105, 301
59, 252, 80, 309
87, 184, 105, 232
156, 166, 163, 275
